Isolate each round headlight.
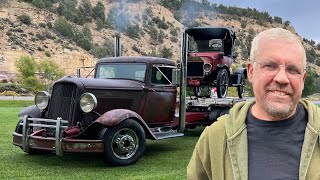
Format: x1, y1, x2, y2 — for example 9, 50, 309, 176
35, 91, 50, 110
203, 63, 212, 73
80, 93, 97, 113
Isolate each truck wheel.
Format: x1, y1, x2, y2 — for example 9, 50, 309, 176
101, 119, 146, 166
216, 69, 229, 98
237, 74, 245, 98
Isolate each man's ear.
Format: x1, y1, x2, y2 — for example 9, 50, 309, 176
247, 61, 254, 83
302, 71, 307, 90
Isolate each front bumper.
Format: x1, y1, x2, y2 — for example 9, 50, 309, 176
13, 116, 104, 155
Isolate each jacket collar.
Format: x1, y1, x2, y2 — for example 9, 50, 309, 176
224, 100, 254, 139
299, 99, 320, 134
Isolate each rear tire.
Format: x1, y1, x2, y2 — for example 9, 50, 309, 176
101, 119, 146, 166
237, 74, 245, 99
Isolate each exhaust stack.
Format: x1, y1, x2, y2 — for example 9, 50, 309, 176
114, 34, 121, 57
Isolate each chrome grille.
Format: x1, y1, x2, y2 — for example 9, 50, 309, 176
48, 83, 77, 123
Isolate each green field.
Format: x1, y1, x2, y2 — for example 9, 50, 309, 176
0, 100, 202, 180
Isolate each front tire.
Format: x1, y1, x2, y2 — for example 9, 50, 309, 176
101, 119, 146, 166
216, 69, 229, 98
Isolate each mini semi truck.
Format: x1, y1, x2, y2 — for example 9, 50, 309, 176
12, 27, 246, 166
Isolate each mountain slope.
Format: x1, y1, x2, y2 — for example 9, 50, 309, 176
0, 0, 319, 78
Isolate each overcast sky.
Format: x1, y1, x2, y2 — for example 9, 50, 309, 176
208, 0, 320, 43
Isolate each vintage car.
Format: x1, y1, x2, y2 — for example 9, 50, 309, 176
185, 27, 247, 98
13, 56, 184, 166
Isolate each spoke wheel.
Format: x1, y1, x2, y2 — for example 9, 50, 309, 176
216, 69, 229, 98
101, 119, 146, 166
237, 74, 245, 99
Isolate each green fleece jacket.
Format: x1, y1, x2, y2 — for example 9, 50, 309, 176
187, 100, 320, 180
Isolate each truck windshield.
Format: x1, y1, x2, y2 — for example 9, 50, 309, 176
96, 63, 147, 81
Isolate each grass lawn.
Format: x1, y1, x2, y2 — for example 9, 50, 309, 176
0, 100, 203, 180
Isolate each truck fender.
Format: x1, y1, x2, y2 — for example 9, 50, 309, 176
18, 105, 41, 118
234, 67, 247, 79
15, 105, 41, 134
95, 109, 157, 140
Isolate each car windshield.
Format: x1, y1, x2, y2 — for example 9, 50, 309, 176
96, 63, 147, 81
189, 38, 223, 52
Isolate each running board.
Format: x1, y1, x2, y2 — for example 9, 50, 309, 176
151, 127, 184, 140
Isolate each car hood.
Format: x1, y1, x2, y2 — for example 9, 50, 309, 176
57, 77, 145, 91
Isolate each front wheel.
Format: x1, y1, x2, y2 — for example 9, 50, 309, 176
101, 119, 146, 166
216, 69, 229, 98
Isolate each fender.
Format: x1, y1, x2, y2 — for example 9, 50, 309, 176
18, 105, 41, 118
95, 109, 157, 140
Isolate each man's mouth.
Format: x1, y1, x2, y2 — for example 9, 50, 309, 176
271, 90, 288, 96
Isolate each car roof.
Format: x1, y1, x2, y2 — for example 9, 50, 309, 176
96, 56, 175, 66
185, 27, 236, 41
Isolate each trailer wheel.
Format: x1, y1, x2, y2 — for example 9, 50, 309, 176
101, 119, 146, 166
216, 69, 229, 98
237, 74, 245, 98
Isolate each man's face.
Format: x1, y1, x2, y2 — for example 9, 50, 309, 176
247, 38, 306, 120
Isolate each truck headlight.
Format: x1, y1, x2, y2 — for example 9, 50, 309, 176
35, 91, 50, 110
80, 93, 97, 113
203, 63, 212, 72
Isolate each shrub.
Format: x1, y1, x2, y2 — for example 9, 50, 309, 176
152, 16, 169, 29
0, 83, 31, 94
74, 25, 92, 50
46, 21, 53, 29
39, 22, 46, 28
302, 70, 317, 97
18, 14, 32, 25
54, 17, 75, 39
15, 56, 43, 92
96, 18, 104, 30
92, 1, 105, 21
44, 51, 51, 57
160, 46, 173, 59
132, 44, 141, 53
0, 90, 18, 96
38, 59, 65, 92
79, 0, 93, 21
170, 36, 178, 42
170, 27, 179, 36
32, 0, 45, 9
125, 24, 141, 39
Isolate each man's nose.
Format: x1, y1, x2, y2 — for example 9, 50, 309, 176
273, 66, 290, 84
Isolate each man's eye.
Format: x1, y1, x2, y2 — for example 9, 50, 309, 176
262, 63, 278, 70
286, 66, 301, 75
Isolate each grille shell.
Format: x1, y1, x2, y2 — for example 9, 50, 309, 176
187, 61, 204, 77
47, 83, 78, 126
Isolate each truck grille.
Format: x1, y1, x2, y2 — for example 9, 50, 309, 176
48, 83, 77, 124
187, 61, 204, 77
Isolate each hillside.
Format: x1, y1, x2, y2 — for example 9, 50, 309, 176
0, 0, 320, 80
